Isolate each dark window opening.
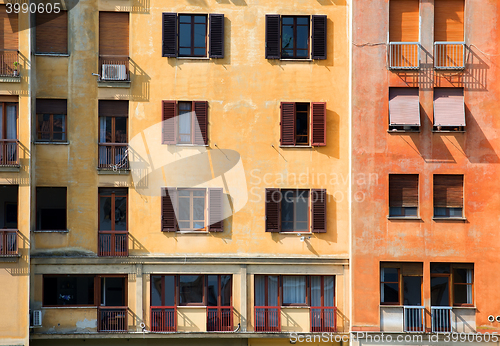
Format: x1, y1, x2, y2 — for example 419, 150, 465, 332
43, 276, 95, 306
281, 16, 310, 59
179, 275, 204, 305
295, 103, 309, 145
433, 125, 465, 132
36, 99, 67, 142
178, 14, 207, 57
281, 189, 309, 232
36, 187, 66, 230
403, 276, 422, 306
99, 188, 127, 232
381, 268, 400, 304
100, 276, 126, 306
0, 185, 17, 229
0, 102, 18, 139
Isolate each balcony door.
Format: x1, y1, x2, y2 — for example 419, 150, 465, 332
0, 102, 17, 166
97, 276, 127, 332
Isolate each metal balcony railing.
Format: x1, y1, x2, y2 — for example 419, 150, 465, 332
99, 55, 130, 81
0, 229, 18, 257
207, 306, 233, 332
311, 306, 337, 332
98, 144, 129, 170
431, 306, 452, 333
434, 42, 465, 69
98, 231, 128, 257
254, 306, 281, 332
0, 50, 19, 77
0, 139, 19, 166
151, 307, 177, 332
389, 42, 420, 69
404, 306, 425, 332
98, 306, 128, 332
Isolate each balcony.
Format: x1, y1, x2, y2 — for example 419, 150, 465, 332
0, 50, 19, 77
434, 42, 465, 69
99, 55, 130, 82
254, 306, 281, 332
0, 139, 19, 167
431, 306, 452, 333
0, 229, 18, 257
98, 231, 128, 257
151, 307, 177, 332
98, 306, 128, 332
389, 42, 420, 69
311, 307, 336, 332
207, 307, 233, 332
404, 306, 424, 332
98, 144, 129, 170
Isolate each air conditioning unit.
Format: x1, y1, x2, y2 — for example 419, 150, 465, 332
102, 64, 127, 81
31, 310, 42, 327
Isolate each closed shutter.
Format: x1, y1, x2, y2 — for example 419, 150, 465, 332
162, 101, 177, 144
433, 175, 463, 208
280, 102, 295, 146
193, 101, 208, 145
389, 174, 418, 208
0, 6, 18, 50
311, 15, 327, 60
402, 262, 423, 276
98, 100, 129, 117
265, 15, 281, 59
209, 14, 224, 59
434, 0, 464, 41
99, 12, 129, 56
311, 189, 326, 233
311, 102, 326, 146
208, 188, 223, 232
433, 88, 465, 126
389, 0, 419, 42
162, 13, 177, 57
36, 11, 67, 54
265, 188, 280, 232
162, 188, 178, 232
36, 99, 67, 114
389, 88, 420, 126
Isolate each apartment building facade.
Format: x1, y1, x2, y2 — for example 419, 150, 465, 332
0, 1, 350, 346
351, 0, 500, 343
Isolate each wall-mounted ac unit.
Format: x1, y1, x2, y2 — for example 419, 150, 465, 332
31, 310, 42, 327
102, 64, 127, 81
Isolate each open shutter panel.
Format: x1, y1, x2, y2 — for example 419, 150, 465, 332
162, 188, 178, 232
280, 102, 295, 146
209, 14, 224, 59
194, 101, 208, 145
36, 11, 67, 54
162, 101, 177, 144
311, 189, 327, 233
265, 188, 280, 232
433, 175, 463, 208
433, 88, 465, 127
389, 175, 418, 208
389, 88, 420, 126
162, 13, 177, 57
312, 15, 327, 60
99, 12, 129, 56
0, 6, 18, 50
208, 188, 224, 232
311, 102, 326, 146
265, 15, 281, 59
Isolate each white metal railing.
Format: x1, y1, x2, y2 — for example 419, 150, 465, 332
431, 306, 452, 333
434, 42, 465, 69
389, 42, 420, 69
404, 306, 424, 332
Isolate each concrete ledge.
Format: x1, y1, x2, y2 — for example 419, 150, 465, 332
0, 76, 21, 83
0, 166, 20, 172
97, 81, 131, 88
97, 169, 130, 175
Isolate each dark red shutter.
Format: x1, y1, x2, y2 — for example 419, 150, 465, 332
194, 101, 208, 145
265, 188, 281, 232
312, 15, 327, 60
311, 102, 326, 146
311, 189, 326, 233
208, 188, 224, 232
209, 14, 224, 59
265, 15, 281, 59
162, 188, 178, 232
162, 101, 177, 144
162, 13, 177, 57
280, 102, 295, 146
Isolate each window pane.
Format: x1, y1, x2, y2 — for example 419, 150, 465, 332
405, 207, 418, 216
268, 276, 278, 306
382, 268, 398, 282
53, 114, 65, 133
179, 275, 204, 305
114, 196, 127, 231
178, 221, 190, 229
53, 132, 64, 141
311, 276, 321, 307
179, 15, 191, 23
282, 276, 306, 305
178, 197, 190, 221
38, 114, 50, 135
381, 283, 399, 303
453, 269, 470, 284
296, 25, 309, 49
220, 275, 231, 306
296, 50, 308, 57
403, 276, 421, 306
281, 190, 294, 223
282, 24, 294, 49
194, 48, 206, 56
103, 117, 112, 143
178, 112, 192, 143
102, 277, 125, 306
431, 263, 450, 274
194, 15, 206, 23
207, 275, 218, 306
282, 49, 293, 58
43, 276, 95, 306
193, 197, 205, 221
454, 285, 472, 305
99, 196, 112, 230
295, 191, 308, 222
115, 117, 127, 143
434, 207, 446, 216
389, 207, 402, 216
5, 105, 16, 139
151, 276, 162, 306
164, 275, 175, 306
194, 24, 206, 47
450, 208, 463, 217
282, 17, 294, 25
255, 276, 266, 306
431, 277, 450, 306
179, 48, 191, 56
179, 23, 191, 47
324, 276, 335, 307
193, 190, 205, 197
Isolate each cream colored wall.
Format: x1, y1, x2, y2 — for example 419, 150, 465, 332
38, 308, 98, 333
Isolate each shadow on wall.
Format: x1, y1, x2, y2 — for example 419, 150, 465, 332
215, 0, 248, 5
129, 58, 150, 102
318, 0, 347, 6
129, 233, 148, 255
463, 105, 499, 163
336, 308, 349, 333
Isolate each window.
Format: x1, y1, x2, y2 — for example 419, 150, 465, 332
162, 101, 208, 145
388, 88, 420, 131
265, 188, 326, 233
100, 276, 127, 307
162, 13, 224, 59
36, 187, 67, 231
431, 263, 473, 306
0, 100, 18, 166
280, 102, 326, 146
433, 174, 464, 218
99, 12, 129, 81
282, 276, 307, 305
265, 15, 326, 60
433, 88, 465, 131
0, 185, 17, 229
35, 11, 68, 54
380, 262, 423, 306
36, 99, 67, 142
98, 188, 128, 257
98, 100, 128, 169
434, 0, 464, 69
161, 187, 224, 232
389, 174, 418, 217
388, 0, 419, 69
0, 7, 19, 77
43, 276, 95, 306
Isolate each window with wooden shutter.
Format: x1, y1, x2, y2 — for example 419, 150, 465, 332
265, 15, 281, 59
311, 189, 326, 233
281, 102, 326, 147
265, 188, 280, 232
162, 100, 209, 145
36, 99, 67, 142
389, 174, 418, 217
208, 188, 223, 232
280, 102, 296, 146
162, 101, 177, 144
209, 14, 224, 59
389, 88, 420, 131
433, 88, 465, 131
433, 174, 464, 218
0, 6, 18, 50
311, 15, 327, 60
162, 188, 178, 232
434, 0, 464, 42
311, 102, 326, 146
36, 11, 68, 54
389, 0, 419, 42
99, 12, 129, 56
194, 101, 208, 145
162, 13, 177, 57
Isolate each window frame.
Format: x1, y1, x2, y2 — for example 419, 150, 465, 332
42, 275, 98, 307
98, 188, 128, 232
281, 15, 310, 59
280, 189, 310, 233
452, 265, 474, 307
0, 102, 18, 140
178, 14, 208, 58
388, 174, 419, 218
380, 267, 401, 305
177, 188, 207, 232
35, 187, 67, 231
380, 263, 423, 306
432, 174, 464, 219
99, 116, 128, 144
36, 112, 67, 142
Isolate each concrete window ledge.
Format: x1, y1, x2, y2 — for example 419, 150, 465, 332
0, 166, 20, 172
35, 141, 70, 145
35, 53, 70, 57
387, 216, 422, 221
33, 229, 69, 233
97, 81, 131, 88
0, 76, 21, 83
97, 169, 130, 175
432, 217, 467, 222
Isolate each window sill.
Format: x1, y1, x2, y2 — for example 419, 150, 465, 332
175, 231, 209, 234
281, 306, 311, 309
432, 217, 467, 221
280, 145, 313, 148
452, 306, 477, 309
35, 141, 70, 145
97, 80, 131, 88
387, 130, 420, 133
279, 59, 313, 62
35, 53, 70, 57
33, 229, 69, 233
432, 130, 466, 133
0, 76, 21, 83
42, 306, 97, 309
387, 216, 422, 221
0, 166, 20, 172
177, 305, 207, 308
279, 232, 313, 235
174, 144, 209, 147
177, 57, 210, 60
97, 169, 130, 175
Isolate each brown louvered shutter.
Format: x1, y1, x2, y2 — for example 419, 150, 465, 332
36, 99, 67, 114
311, 189, 326, 233
433, 175, 463, 208
98, 100, 129, 117
265, 15, 280, 59
265, 188, 281, 232
280, 102, 295, 146
194, 101, 208, 145
162, 101, 177, 144
311, 15, 327, 60
162, 188, 178, 232
433, 88, 465, 126
434, 0, 464, 41
311, 102, 326, 146
0, 6, 18, 50
389, 88, 420, 126
208, 188, 223, 232
162, 13, 177, 57
389, 0, 419, 42
99, 12, 129, 56
209, 14, 224, 59
389, 175, 418, 208
36, 11, 68, 54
